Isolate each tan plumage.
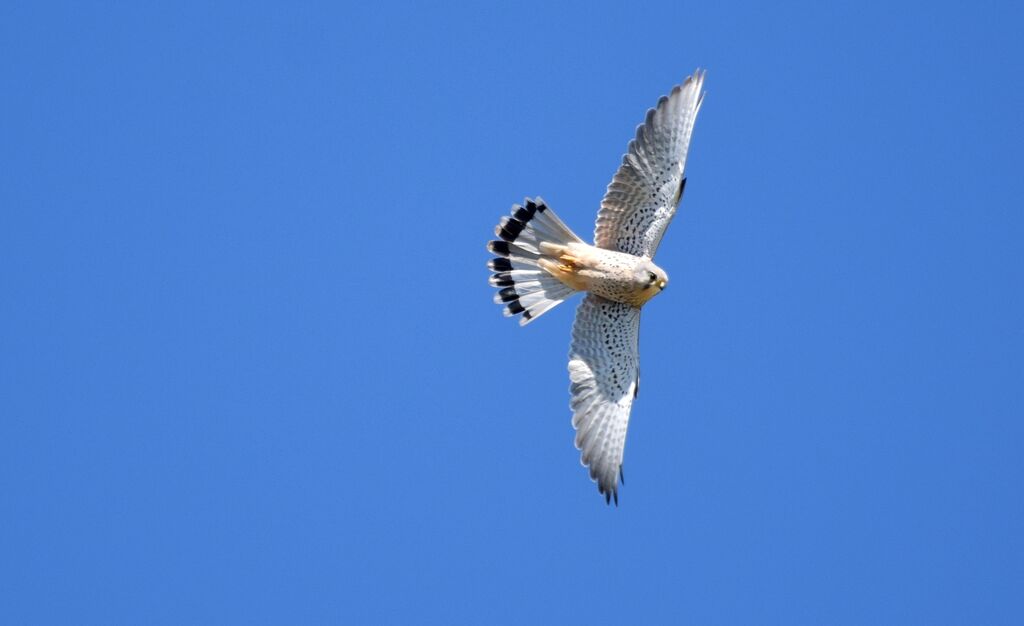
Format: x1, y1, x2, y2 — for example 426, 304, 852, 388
486, 70, 706, 504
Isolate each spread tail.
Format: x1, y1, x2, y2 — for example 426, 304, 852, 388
487, 198, 583, 325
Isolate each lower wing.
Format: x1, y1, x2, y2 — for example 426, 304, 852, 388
568, 294, 641, 504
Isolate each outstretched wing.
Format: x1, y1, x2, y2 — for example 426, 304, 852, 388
594, 69, 705, 257
568, 294, 641, 504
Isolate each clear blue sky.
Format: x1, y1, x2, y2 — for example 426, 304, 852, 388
2, 1, 1022, 624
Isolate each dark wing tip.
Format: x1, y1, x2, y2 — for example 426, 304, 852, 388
673, 176, 687, 206
599, 482, 620, 506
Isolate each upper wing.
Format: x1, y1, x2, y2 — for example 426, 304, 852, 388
568, 294, 641, 504
594, 70, 705, 257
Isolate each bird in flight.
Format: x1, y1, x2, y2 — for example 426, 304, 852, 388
486, 70, 706, 504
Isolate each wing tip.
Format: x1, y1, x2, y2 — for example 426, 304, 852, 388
598, 481, 620, 507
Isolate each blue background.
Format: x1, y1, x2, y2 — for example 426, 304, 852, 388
2, 1, 1022, 623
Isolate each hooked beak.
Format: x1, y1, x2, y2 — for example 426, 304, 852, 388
657, 280, 667, 290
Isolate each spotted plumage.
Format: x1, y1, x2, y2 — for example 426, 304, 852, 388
486, 70, 706, 504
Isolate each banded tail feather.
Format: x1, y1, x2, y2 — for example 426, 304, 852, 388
487, 197, 583, 325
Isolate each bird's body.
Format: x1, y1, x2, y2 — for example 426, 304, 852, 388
537, 242, 668, 308
487, 70, 706, 503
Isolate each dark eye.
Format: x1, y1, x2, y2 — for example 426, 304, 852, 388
647, 272, 657, 283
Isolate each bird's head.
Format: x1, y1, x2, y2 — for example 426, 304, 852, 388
633, 260, 669, 306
